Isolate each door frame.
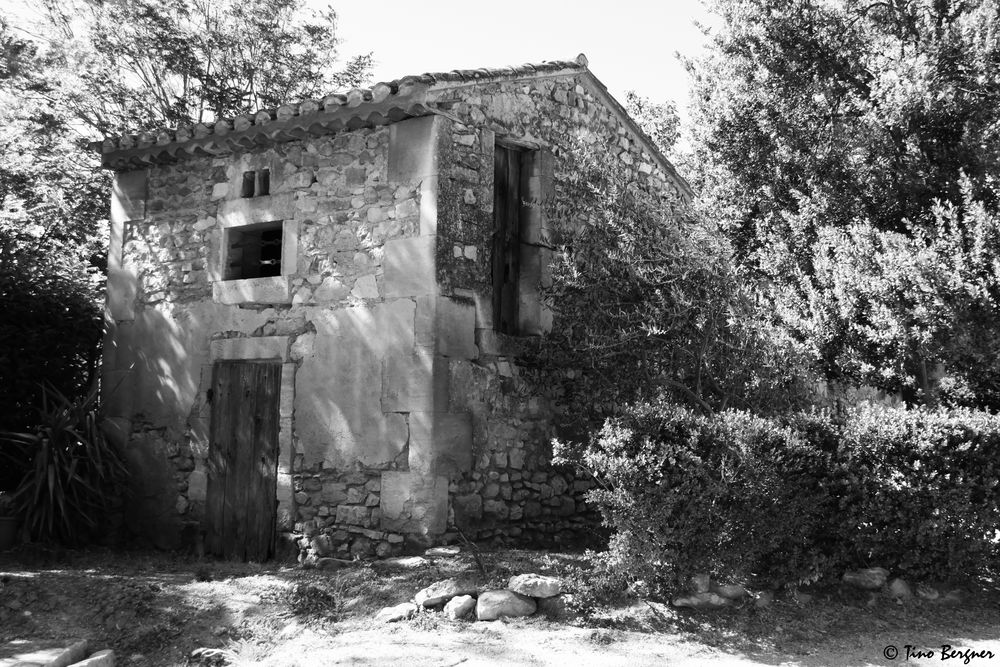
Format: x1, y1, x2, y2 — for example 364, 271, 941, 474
206, 336, 296, 545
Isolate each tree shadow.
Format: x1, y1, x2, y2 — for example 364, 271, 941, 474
0, 548, 239, 665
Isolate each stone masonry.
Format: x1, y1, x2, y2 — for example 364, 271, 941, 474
97, 55, 689, 559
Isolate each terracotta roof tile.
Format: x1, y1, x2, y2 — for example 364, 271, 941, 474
98, 55, 589, 157
93, 52, 689, 198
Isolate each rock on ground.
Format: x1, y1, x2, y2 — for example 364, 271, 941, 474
415, 577, 478, 607
69, 649, 115, 667
712, 584, 747, 601
508, 574, 562, 599
371, 556, 429, 571
425, 546, 461, 557
690, 574, 711, 593
672, 592, 731, 610
0, 639, 89, 667
888, 578, 912, 600
842, 567, 889, 590
942, 589, 965, 605
316, 557, 353, 571
375, 602, 418, 623
791, 589, 814, 605
476, 590, 537, 621
535, 594, 567, 619
443, 595, 476, 620
917, 584, 940, 600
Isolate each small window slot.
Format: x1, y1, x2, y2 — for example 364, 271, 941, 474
257, 169, 270, 196
241, 171, 256, 198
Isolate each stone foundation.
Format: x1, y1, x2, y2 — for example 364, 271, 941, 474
291, 466, 407, 560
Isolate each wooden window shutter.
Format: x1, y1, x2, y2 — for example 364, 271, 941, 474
493, 145, 524, 334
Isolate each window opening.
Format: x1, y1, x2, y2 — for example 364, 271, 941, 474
492, 144, 533, 334
257, 169, 270, 196
241, 171, 256, 198
225, 220, 283, 280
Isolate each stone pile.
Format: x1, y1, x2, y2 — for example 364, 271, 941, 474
375, 572, 565, 623
841, 567, 889, 590
840, 567, 964, 604
672, 568, 968, 610
672, 574, 748, 610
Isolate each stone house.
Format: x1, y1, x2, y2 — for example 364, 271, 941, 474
97, 54, 690, 561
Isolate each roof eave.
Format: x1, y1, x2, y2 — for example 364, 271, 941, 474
97, 94, 434, 170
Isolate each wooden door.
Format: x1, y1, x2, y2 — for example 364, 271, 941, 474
205, 360, 281, 561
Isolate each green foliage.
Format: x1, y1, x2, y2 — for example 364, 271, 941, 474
836, 405, 1000, 579
0, 383, 129, 545
687, 0, 1000, 405
577, 402, 836, 595
578, 402, 1000, 596
532, 142, 812, 433
559, 550, 632, 619
0, 20, 109, 269
790, 181, 1000, 407
623, 91, 680, 157
51, 0, 373, 133
0, 221, 104, 428
689, 0, 1000, 255
0, 21, 106, 470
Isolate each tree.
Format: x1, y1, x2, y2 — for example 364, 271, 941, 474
530, 142, 811, 437
686, 0, 1000, 407
34, 0, 373, 134
0, 21, 106, 440
624, 91, 680, 158
790, 179, 1000, 406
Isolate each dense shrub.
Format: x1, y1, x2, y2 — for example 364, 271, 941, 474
837, 406, 1000, 579
576, 402, 1000, 596
575, 402, 837, 594
0, 224, 103, 439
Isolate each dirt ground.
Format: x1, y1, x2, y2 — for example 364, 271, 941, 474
1, 546, 998, 666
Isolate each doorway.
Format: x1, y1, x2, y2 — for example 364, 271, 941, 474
205, 360, 281, 560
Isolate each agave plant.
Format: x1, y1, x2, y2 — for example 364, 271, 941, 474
0, 491, 14, 517
0, 382, 129, 544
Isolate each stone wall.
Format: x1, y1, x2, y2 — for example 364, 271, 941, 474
423, 74, 679, 547
105, 121, 441, 554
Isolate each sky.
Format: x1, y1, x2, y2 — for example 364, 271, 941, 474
330, 0, 717, 119
8, 0, 717, 119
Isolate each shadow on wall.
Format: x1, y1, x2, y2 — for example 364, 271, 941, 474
105, 298, 273, 550
293, 298, 416, 471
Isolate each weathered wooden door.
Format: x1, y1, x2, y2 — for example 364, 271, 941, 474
205, 360, 280, 561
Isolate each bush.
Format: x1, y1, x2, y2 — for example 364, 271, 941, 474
837, 406, 1000, 579
577, 402, 1000, 597
577, 402, 837, 595
0, 382, 128, 545
0, 222, 103, 442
